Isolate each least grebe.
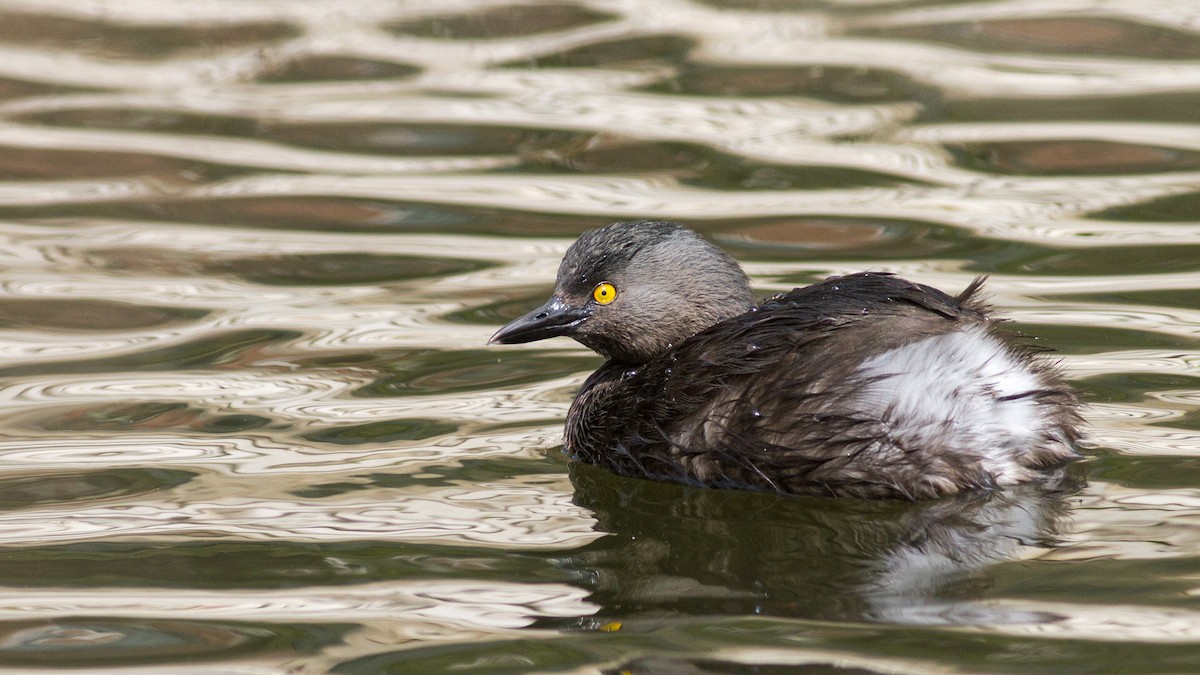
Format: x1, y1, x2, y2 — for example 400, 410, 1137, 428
491, 221, 1081, 499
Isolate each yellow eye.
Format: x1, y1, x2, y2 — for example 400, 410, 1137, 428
592, 281, 617, 305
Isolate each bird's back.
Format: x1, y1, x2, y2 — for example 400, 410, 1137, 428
564, 273, 1080, 499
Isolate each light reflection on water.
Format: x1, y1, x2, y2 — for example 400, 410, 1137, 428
0, 0, 1197, 671
0, 482, 599, 547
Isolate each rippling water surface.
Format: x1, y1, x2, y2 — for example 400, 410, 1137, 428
0, 0, 1198, 671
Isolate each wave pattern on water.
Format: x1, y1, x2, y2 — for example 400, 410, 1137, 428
0, 0, 1197, 671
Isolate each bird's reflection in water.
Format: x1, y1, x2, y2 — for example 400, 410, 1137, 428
553, 462, 1084, 628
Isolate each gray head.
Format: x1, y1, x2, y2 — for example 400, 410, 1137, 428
490, 221, 755, 363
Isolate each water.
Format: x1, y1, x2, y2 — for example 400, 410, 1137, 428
0, 0, 1197, 671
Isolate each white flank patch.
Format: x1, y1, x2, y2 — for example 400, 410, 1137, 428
854, 326, 1045, 483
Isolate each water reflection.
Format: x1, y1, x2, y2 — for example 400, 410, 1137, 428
0, 0, 1197, 670
853, 17, 1200, 61
559, 463, 1083, 626
0, 11, 299, 59
387, 3, 617, 40
0, 469, 193, 509
0, 618, 347, 668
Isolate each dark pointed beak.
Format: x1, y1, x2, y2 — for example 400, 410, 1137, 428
489, 296, 591, 345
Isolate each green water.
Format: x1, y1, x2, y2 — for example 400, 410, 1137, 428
0, 0, 1196, 671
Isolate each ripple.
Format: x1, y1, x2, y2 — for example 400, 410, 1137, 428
0, 423, 567, 477
1007, 306, 1200, 344
0, 121, 519, 175
949, 139, 1200, 176
0, 298, 206, 331
0, 176, 151, 206
0, 618, 344, 667
0, 373, 364, 421
1049, 482, 1200, 560
1063, 351, 1200, 379
656, 62, 937, 103
87, 248, 493, 286
848, 1, 1200, 33
971, 601, 1200, 643
1096, 187, 1200, 223
256, 119, 592, 158
0, 479, 598, 549
0, 221, 546, 268
901, 121, 1200, 154
0, 328, 302, 378
702, 31, 1200, 98
0, 0, 1198, 670
8, 366, 576, 432
104, 171, 1198, 241
1087, 402, 1187, 425
24, 401, 270, 435
309, 349, 597, 398
0, 144, 229, 182
974, 217, 1200, 247
0, 469, 194, 509
387, 4, 617, 40
257, 54, 420, 84
1083, 427, 1200, 457
0, 581, 595, 623
302, 418, 460, 445
0, 435, 267, 469
520, 34, 697, 69
0, 10, 300, 60
4, 0, 1200, 100
851, 16, 1200, 60
0, 580, 595, 645
2, 89, 922, 175
0, 273, 379, 308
